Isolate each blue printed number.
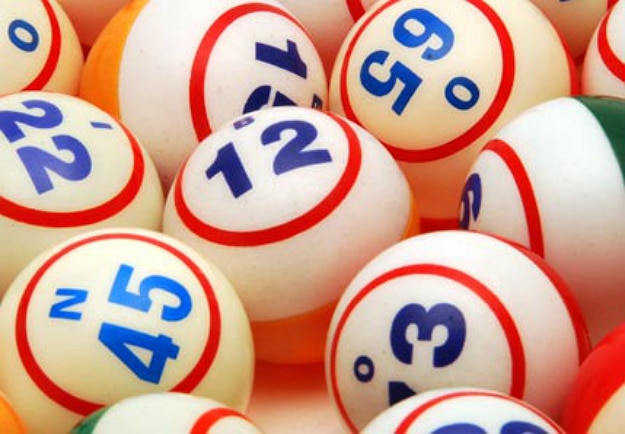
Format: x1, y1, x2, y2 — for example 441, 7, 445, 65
244, 39, 323, 112
459, 173, 482, 229
98, 264, 192, 383
98, 323, 180, 384
432, 421, 547, 434
391, 303, 466, 368
9, 19, 39, 52
360, 8, 479, 115
206, 118, 332, 198
108, 264, 192, 322
0, 99, 92, 194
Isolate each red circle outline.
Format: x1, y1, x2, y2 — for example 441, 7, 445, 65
597, 3, 625, 82
191, 407, 251, 433
339, 0, 515, 162
1, 120, 146, 228
346, 0, 367, 22
328, 263, 526, 432
189, 3, 312, 141
24, 0, 62, 91
395, 389, 566, 433
174, 110, 362, 246
15, 232, 222, 416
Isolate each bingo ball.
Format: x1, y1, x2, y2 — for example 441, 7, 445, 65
0, 228, 254, 434
71, 392, 263, 434
276, 0, 378, 75
80, 0, 328, 190
0, 393, 26, 434
0, 0, 83, 95
530, 0, 615, 62
562, 322, 625, 434
582, 0, 625, 98
56, 0, 129, 47
326, 230, 589, 431
163, 105, 417, 364
0, 91, 163, 296
459, 95, 625, 344
329, 0, 576, 230
361, 388, 565, 434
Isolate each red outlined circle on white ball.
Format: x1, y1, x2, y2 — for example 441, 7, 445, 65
339, 0, 515, 162
174, 110, 362, 246
15, 232, 222, 416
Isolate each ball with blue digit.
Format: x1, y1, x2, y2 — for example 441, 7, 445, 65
79, 0, 329, 190
0, 91, 164, 297
361, 387, 566, 434
325, 229, 589, 431
163, 105, 418, 364
329, 0, 577, 230
459, 95, 625, 346
0, 228, 255, 434
1, 0, 83, 95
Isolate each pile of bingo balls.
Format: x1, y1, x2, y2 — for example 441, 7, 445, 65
0, 0, 623, 433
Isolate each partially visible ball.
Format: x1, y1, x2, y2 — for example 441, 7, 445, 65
0, 0, 83, 95
459, 95, 625, 344
0, 91, 163, 296
582, 0, 625, 97
56, 0, 129, 47
562, 322, 625, 434
0, 393, 26, 434
0, 228, 254, 434
361, 388, 565, 434
71, 392, 263, 434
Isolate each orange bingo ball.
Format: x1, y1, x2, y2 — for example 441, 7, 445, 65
0, 0, 83, 95
0, 393, 26, 434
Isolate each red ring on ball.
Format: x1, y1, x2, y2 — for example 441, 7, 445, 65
23, 0, 62, 91
15, 232, 222, 416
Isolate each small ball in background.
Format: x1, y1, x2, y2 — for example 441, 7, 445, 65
163, 105, 417, 365
0, 91, 164, 296
0, 228, 255, 434
562, 322, 625, 434
459, 95, 625, 345
582, 0, 625, 98
326, 230, 589, 431
71, 392, 264, 434
55, 0, 129, 48
80, 0, 328, 191
0, 0, 83, 95
329, 0, 577, 231
529, 0, 616, 62
361, 388, 566, 434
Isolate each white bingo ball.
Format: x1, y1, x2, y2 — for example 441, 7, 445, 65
326, 230, 589, 431
459, 96, 625, 345
0, 0, 83, 95
163, 105, 417, 364
71, 392, 263, 434
361, 388, 566, 434
80, 0, 328, 190
0, 91, 163, 296
582, 0, 625, 97
0, 228, 254, 434
330, 0, 576, 230
276, 0, 378, 75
